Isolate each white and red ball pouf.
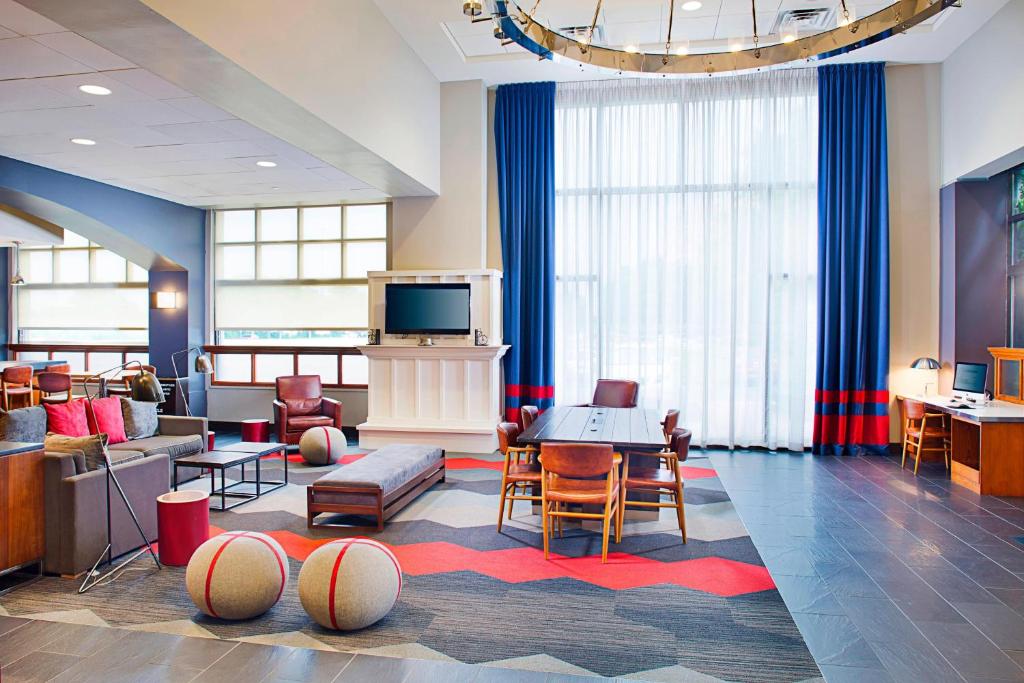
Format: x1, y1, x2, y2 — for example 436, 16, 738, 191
298, 538, 402, 630
185, 531, 289, 620
299, 426, 346, 466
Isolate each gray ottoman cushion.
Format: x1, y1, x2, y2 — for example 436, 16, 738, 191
317, 445, 444, 495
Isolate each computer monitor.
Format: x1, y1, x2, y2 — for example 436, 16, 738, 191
952, 362, 988, 401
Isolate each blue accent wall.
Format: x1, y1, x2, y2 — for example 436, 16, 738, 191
0, 156, 207, 413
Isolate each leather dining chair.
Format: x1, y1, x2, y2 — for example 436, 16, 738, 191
1, 365, 34, 410
590, 379, 639, 408
901, 398, 951, 475
539, 442, 621, 563
521, 405, 540, 430
662, 409, 680, 442
618, 427, 691, 542
273, 375, 343, 445
496, 422, 540, 532
37, 371, 74, 405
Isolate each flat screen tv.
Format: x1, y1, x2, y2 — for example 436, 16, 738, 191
385, 283, 471, 336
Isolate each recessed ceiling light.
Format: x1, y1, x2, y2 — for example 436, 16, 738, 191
256, 160, 277, 168
624, 44, 639, 53
70, 138, 96, 145
681, 1, 702, 11
78, 84, 111, 96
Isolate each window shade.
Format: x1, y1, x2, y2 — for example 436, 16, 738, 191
215, 284, 368, 329
18, 288, 148, 329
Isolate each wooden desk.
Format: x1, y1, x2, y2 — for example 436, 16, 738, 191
897, 395, 1024, 496
0, 441, 45, 592
519, 406, 665, 452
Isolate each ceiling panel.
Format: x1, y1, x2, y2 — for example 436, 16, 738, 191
0, 37, 91, 79
0, 0, 62, 35
32, 31, 135, 70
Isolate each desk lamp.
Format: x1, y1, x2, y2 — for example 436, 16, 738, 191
911, 357, 941, 396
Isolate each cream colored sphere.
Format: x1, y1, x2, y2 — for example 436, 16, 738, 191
185, 531, 289, 620
299, 426, 346, 465
298, 538, 401, 630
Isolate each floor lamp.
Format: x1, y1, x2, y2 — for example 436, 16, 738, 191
78, 361, 166, 594
170, 346, 213, 417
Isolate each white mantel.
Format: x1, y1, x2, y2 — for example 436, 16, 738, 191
357, 269, 506, 454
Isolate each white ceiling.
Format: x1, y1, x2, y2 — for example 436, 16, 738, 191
375, 0, 1013, 84
0, 0, 384, 209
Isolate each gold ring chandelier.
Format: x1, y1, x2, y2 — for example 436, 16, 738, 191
462, 0, 959, 75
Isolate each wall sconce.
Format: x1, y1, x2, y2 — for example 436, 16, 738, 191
153, 291, 179, 309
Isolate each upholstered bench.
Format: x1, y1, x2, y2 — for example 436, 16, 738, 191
307, 444, 445, 531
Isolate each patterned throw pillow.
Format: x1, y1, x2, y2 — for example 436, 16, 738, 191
44, 432, 112, 472
119, 397, 158, 440
0, 406, 47, 443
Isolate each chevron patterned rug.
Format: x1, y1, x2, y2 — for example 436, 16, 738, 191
1, 446, 820, 682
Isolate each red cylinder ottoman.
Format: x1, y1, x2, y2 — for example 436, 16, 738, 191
241, 418, 270, 442
157, 490, 210, 566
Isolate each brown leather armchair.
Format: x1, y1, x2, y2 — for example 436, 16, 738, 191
273, 375, 343, 445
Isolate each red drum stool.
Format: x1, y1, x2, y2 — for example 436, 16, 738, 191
207, 431, 216, 451
157, 490, 210, 566
241, 418, 270, 442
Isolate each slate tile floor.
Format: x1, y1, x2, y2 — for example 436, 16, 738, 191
710, 449, 1024, 683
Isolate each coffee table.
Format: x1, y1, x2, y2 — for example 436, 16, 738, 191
173, 441, 288, 511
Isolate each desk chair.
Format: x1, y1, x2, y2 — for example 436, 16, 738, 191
496, 422, 540, 532
902, 398, 951, 475
540, 442, 621, 563
619, 427, 691, 542
2, 366, 34, 410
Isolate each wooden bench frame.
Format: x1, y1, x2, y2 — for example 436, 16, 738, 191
307, 453, 445, 532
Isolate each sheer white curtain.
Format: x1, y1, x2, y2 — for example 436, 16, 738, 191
554, 69, 818, 450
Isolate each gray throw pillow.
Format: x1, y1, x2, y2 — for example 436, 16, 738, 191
45, 432, 111, 471
120, 397, 158, 440
0, 406, 47, 443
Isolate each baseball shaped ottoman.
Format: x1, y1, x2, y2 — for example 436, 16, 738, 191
185, 531, 289, 620
298, 538, 401, 630
299, 426, 346, 466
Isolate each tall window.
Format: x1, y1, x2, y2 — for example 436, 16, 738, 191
1009, 166, 1024, 347
212, 203, 388, 386
554, 71, 818, 450
15, 230, 149, 347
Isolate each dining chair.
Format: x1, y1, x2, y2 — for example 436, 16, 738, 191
521, 405, 540, 430
590, 379, 639, 408
496, 422, 540, 532
1, 365, 34, 410
539, 442, 621, 563
37, 371, 74, 405
901, 398, 951, 475
618, 428, 691, 542
661, 409, 680, 442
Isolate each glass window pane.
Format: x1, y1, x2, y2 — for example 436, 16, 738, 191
342, 354, 368, 385
344, 204, 387, 239
62, 352, 86, 373
60, 231, 89, 248
298, 355, 338, 384
20, 329, 146, 344
127, 262, 148, 283
999, 359, 1020, 398
1013, 169, 1024, 217
218, 210, 255, 242
302, 206, 341, 240
55, 250, 89, 282
1013, 222, 1024, 266
216, 245, 255, 279
301, 242, 341, 279
259, 244, 298, 279
259, 208, 298, 241
17, 351, 49, 362
89, 352, 123, 372
344, 241, 386, 278
20, 250, 52, 284
254, 354, 293, 383
125, 352, 150, 366
214, 354, 252, 382
92, 250, 127, 282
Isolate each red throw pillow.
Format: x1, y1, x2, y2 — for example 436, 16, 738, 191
44, 399, 90, 438
87, 396, 128, 445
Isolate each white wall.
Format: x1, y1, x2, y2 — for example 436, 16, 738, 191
941, 0, 1024, 183
207, 386, 368, 427
886, 64, 943, 441
391, 80, 489, 269
142, 0, 441, 195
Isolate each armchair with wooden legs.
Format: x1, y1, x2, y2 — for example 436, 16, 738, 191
901, 398, 951, 475
539, 442, 622, 564
618, 427, 691, 542
496, 422, 540, 532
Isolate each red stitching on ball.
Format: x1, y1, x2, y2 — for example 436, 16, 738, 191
204, 531, 250, 617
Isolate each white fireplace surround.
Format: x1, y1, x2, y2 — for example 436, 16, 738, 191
357, 269, 507, 453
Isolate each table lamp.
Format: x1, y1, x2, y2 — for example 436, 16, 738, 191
911, 357, 941, 396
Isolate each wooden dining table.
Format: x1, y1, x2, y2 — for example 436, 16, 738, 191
518, 405, 666, 452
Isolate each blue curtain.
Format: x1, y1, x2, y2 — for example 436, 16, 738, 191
494, 82, 556, 423
813, 63, 890, 455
